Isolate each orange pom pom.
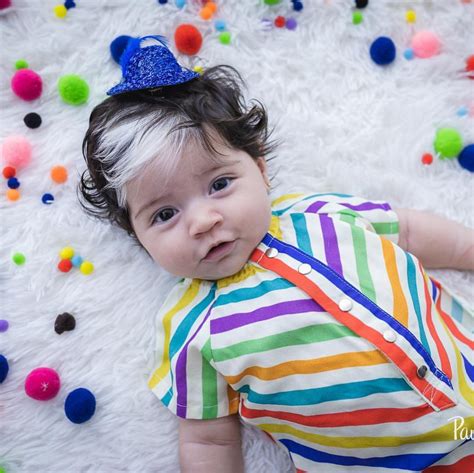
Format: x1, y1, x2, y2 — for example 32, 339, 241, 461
205, 1, 217, 14
199, 6, 213, 20
7, 189, 20, 201
51, 165, 68, 184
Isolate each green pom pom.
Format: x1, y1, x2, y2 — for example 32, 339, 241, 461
264, 0, 280, 4
353, 12, 363, 24
219, 32, 231, 45
0, 466, 7, 473
12, 252, 26, 265
15, 59, 29, 70
58, 74, 90, 106
434, 128, 463, 159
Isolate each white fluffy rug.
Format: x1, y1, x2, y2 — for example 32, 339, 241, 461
1, 1, 473, 472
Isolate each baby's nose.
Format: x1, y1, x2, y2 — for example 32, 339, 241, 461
188, 203, 223, 236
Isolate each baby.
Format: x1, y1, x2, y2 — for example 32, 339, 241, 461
79, 36, 474, 472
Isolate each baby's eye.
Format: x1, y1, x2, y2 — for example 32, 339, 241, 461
211, 177, 233, 193
152, 207, 177, 224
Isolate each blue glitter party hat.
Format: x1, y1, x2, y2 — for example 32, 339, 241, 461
107, 35, 199, 96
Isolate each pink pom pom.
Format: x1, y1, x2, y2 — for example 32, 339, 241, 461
25, 367, 61, 401
1, 135, 32, 169
411, 31, 441, 59
11, 68, 43, 101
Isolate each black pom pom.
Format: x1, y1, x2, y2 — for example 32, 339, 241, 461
55, 312, 76, 334
355, 0, 368, 8
24, 112, 42, 129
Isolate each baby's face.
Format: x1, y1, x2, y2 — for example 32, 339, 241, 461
126, 137, 272, 280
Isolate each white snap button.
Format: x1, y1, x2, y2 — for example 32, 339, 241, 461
265, 248, 279, 258
298, 263, 312, 275
383, 330, 397, 343
338, 298, 353, 312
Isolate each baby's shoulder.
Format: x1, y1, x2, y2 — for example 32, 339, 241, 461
156, 277, 216, 321
271, 192, 358, 215
271, 191, 399, 243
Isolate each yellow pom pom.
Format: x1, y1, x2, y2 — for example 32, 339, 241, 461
54, 5, 67, 18
405, 10, 416, 23
59, 246, 74, 260
80, 261, 94, 275
193, 65, 204, 74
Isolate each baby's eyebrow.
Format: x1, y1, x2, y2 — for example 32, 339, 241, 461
134, 194, 170, 221
192, 158, 239, 177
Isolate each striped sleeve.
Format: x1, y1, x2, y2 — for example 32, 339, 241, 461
147, 278, 239, 419
272, 192, 400, 244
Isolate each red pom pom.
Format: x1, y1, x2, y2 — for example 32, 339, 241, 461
2, 166, 16, 179
422, 153, 433, 165
58, 259, 73, 272
465, 54, 474, 79
274, 16, 286, 28
174, 24, 203, 56
11, 69, 43, 101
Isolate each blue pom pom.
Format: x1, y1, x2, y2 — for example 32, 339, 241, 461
110, 35, 133, 65
403, 48, 414, 60
175, 0, 186, 7
7, 177, 20, 189
458, 144, 474, 172
370, 36, 396, 66
42, 193, 54, 204
0, 354, 9, 384
214, 19, 226, 31
71, 255, 83, 267
65, 388, 96, 424
293, 1, 303, 11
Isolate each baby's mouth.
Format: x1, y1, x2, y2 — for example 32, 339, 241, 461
203, 240, 236, 261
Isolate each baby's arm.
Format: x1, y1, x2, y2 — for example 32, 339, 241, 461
178, 414, 244, 473
395, 208, 474, 270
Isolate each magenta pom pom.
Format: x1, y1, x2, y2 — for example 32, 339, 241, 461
11, 68, 43, 101
411, 31, 441, 59
25, 367, 61, 401
1, 135, 32, 169
0, 0, 12, 10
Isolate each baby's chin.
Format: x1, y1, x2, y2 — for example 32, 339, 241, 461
194, 252, 250, 281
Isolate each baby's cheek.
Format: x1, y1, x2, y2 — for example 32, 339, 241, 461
156, 241, 189, 274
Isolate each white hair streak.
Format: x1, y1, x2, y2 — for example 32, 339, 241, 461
95, 108, 200, 208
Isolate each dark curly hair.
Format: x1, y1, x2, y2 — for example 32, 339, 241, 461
78, 65, 278, 239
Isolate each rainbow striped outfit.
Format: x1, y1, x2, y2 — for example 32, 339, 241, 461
148, 193, 473, 472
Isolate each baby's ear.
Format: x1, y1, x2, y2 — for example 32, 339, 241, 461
256, 157, 271, 190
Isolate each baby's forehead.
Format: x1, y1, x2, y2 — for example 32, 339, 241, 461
151, 141, 230, 182
126, 139, 233, 200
